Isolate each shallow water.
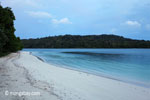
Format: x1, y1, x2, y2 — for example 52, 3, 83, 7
23, 49, 150, 87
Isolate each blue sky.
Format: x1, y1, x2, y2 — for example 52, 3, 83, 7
1, 0, 150, 40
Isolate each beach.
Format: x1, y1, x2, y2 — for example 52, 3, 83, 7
0, 51, 150, 100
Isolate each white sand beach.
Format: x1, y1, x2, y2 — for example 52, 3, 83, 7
0, 51, 150, 100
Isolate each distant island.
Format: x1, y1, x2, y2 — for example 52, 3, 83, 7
22, 35, 150, 48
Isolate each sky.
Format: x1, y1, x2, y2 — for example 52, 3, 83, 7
1, 0, 150, 40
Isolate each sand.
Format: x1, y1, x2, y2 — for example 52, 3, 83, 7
0, 51, 150, 100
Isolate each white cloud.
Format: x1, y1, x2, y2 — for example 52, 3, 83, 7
26, 11, 52, 18
125, 20, 141, 27
52, 18, 72, 24
26, 11, 72, 25
1, 0, 43, 8
110, 28, 117, 33
25, 0, 41, 8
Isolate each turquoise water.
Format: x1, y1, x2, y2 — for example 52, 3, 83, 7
23, 49, 150, 87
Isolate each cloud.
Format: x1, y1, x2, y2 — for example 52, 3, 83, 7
110, 28, 117, 33
25, 0, 41, 8
26, 11, 72, 26
52, 18, 72, 24
26, 11, 52, 18
1, 0, 43, 8
125, 20, 141, 27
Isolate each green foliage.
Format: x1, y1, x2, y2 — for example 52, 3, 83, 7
22, 34, 150, 48
0, 5, 23, 57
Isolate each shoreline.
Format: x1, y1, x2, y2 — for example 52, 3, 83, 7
30, 52, 150, 88
0, 52, 60, 100
24, 48, 150, 49
29, 52, 45, 62
0, 51, 150, 100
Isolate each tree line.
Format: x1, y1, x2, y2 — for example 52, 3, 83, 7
22, 34, 150, 48
0, 5, 23, 56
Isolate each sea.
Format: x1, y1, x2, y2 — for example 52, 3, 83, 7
23, 49, 150, 87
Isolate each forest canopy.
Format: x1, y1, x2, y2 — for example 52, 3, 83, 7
0, 5, 23, 56
22, 34, 150, 48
